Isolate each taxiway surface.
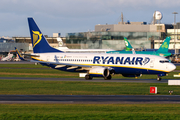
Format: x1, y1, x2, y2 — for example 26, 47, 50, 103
0, 95, 180, 104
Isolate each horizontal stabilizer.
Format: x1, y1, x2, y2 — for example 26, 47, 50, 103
21, 54, 40, 57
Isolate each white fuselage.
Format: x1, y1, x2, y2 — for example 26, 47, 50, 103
32, 52, 176, 75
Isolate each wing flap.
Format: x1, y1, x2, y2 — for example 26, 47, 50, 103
33, 60, 91, 68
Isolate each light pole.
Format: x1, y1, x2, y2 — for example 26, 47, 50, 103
172, 12, 178, 54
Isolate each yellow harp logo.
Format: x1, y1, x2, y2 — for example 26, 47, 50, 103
32, 30, 42, 48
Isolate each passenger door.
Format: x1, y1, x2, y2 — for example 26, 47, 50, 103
47, 56, 50, 62
150, 58, 154, 68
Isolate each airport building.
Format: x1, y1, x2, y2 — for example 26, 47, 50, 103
66, 12, 179, 53
65, 11, 173, 50
0, 37, 29, 56
166, 22, 180, 49
66, 22, 173, 50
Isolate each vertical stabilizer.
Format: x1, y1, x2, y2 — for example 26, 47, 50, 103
124, 37, 133, 51
28, 18, 62, 53
157, 37, 171, 53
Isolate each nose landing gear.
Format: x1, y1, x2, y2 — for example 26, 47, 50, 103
157, 73, 167, 81
157, 77, 161, 81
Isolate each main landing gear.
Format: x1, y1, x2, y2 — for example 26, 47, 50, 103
85, 75, 92, 80
85, 75, 112, 80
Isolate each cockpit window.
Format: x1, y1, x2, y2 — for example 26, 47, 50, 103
159, 60, 169, 63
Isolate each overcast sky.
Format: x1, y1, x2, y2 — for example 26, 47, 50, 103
0, 0, 180, 37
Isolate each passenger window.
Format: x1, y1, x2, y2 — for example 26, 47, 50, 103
160, 60, 169, 63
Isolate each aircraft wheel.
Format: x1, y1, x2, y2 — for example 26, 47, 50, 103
85, 75, 92, 80
157, 77, 161, 81
104, 75, 112, 80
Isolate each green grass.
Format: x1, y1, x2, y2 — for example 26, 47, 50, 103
0, 64, 179, 119
0, 64, 47, 68
0, 80, 180, 95
0, 104, 180, 119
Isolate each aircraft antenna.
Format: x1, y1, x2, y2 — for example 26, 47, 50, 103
121, 12, 124, 24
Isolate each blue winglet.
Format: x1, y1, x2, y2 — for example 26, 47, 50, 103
15, 47, 25, 61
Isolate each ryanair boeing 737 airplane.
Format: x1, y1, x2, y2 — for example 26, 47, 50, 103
16, 18, 176, 81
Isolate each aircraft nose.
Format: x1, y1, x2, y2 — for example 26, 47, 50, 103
168, 63, 176, 72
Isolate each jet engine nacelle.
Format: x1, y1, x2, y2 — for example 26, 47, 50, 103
89, 66, 111, 77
